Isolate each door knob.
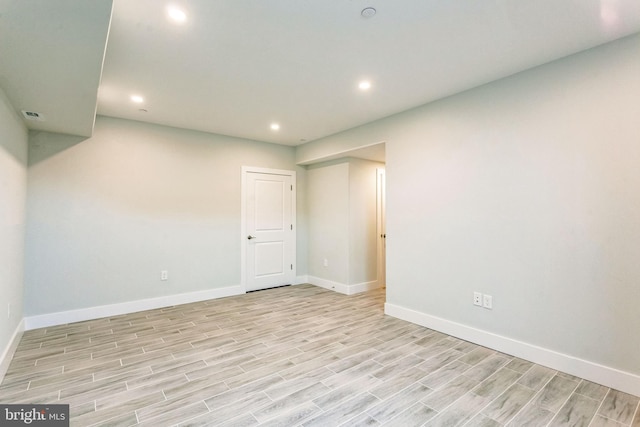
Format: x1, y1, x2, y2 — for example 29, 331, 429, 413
247, 235, 256, 240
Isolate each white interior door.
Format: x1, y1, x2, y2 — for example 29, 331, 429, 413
244, 169, 295, 292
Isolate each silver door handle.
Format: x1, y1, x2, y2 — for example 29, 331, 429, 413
247, 235, 256, 240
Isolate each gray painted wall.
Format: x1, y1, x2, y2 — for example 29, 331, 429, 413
25, 116, 306, 316
307, 162, 349, 283
0, 87, 27, 359
297, 34, 640, 376
307, 158, 382, 286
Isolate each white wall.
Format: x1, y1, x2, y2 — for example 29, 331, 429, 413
297, 34, 640, 393
25, 116, 306, 319
0, 87, 28, 374
307, 158, 382, 292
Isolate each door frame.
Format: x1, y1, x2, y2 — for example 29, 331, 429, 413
376, 168, 386, 288
241, 166, 297, 292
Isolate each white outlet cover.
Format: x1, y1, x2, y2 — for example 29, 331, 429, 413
483, 294, 493, 309
473, 292, 482, 306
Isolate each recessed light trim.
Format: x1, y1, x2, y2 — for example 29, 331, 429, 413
130, 95, 144, 103
270, 123, 280, 131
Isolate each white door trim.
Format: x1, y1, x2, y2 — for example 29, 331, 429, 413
376, 168, 386, 287
241, 166, 296, 292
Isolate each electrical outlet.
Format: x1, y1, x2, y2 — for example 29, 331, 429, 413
161, 270, 168, 281
473, 292, 482, 306
323, 259, 328, 267
483, 294, 493, 309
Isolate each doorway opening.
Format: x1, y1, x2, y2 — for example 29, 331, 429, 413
297, 141, 386, 298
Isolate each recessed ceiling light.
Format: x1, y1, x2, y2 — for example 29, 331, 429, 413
167, 6, 187, 23
358, 81, 372, 91
270, 123, 280, 131
361, 7, 376, 18
130, 95, 144, 103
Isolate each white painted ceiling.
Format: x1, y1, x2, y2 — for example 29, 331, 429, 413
2, 1, 639, 145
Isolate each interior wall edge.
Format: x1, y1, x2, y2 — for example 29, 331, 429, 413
385, 302, 640, 397
297, 140, 386, 166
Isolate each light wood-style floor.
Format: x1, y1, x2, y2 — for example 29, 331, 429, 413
1, 284, 638, 427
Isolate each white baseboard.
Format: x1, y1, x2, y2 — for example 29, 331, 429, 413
0, 319, 25, 383
385, 302, 640, 397
24, 285, 244, 330
307, 276, 380, 295
307, 276, 349, 294
348, 280, 381, 294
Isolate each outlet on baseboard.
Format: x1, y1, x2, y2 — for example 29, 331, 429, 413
323, 258, 328, 267
161, 270, 168, 281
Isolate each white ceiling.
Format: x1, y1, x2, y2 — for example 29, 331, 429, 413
2, 1, 639, 145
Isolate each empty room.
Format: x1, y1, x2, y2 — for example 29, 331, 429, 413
1, 1, 640, 426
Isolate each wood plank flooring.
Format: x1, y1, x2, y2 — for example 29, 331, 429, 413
1, 284, 638, 426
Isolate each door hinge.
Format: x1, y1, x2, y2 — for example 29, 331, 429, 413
290, 185, 293, 191
290, 264, 293, 270
290, 224, 293, 230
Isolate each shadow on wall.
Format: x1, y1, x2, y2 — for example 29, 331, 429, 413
28, 130, 87, 166
0, 132, 27, 165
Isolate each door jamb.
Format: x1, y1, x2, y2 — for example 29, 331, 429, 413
376, 168, 386, 288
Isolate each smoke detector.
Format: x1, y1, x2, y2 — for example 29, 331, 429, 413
21, 110, 45, 121
361, 7, 376, 18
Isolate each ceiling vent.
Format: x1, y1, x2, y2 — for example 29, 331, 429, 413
361, 7, 376, 18
21, 110, 45, 121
